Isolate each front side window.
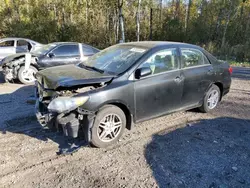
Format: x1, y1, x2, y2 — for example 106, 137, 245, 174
17, 40, 32, 51
0, 40, 14, 47
52, 45, 79, 56
32, 44, 56, 55
139, 48, 179, 75
181, 48, 208, 68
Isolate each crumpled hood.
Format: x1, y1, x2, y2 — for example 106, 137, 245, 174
1, 52, 41, 66
1, 53, 27, 66
36, 64, 114, 90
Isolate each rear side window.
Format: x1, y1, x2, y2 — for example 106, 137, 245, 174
204, 51, 218, 64
17, 40, 29, 46
181, 48, 209, 68
0, 40, 14, 47
91, 47, 99, 53
52, 45, 79, 56
16, 40, 32, 52
139, 48, 179, 75
203, 54, 211, 64
82, 45, 94, 56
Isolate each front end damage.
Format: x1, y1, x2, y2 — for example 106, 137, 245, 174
2, 54, 37, 82
2, 57, 25, 81
34, 63, 115, 145
35, 80, 106, 142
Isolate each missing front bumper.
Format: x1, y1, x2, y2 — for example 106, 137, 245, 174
57, 113, 80, 138
34, 84, 95, 140
35, 98, 80, 138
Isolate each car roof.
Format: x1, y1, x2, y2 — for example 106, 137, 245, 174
118, 41, 201, 49
50, 42, 79, 45
49, 42, 99, 50
0, 37, 42, 45
50, 42, 92, 46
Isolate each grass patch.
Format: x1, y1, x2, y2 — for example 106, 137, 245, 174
229, 61, 250, 67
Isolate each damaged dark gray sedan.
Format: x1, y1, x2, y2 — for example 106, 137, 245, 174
2, 42, 99, 84
35, 41, 232, 148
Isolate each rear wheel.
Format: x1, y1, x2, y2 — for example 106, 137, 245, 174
199, 84, 221, 113
91, 105, 126, 148
18, 65, 38, 85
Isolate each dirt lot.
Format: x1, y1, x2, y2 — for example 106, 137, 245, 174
0, 67, 249, 188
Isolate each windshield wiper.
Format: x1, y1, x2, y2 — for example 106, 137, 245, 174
88, 66, 104, 74
80, 63, 104, 74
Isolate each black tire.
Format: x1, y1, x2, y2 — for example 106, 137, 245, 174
18, 65, 38, 85
91, 105, 126, 148
199, 84, 221, 113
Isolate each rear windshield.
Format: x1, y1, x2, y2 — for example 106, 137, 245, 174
203, 50, 219, 64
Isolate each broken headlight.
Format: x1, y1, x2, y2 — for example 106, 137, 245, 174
48, 96, 89, 113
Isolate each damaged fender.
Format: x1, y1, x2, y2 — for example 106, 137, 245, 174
2, 53, 37, 82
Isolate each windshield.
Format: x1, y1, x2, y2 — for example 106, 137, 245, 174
81, 45, 148, 75
32, 44, 56, 55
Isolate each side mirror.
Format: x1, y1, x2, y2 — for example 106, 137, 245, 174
48, 52, 55, 58
135, 67, 152, 79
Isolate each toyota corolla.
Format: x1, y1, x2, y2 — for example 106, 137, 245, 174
35, 41, 232, 148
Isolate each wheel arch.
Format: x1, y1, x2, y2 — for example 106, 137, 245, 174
97, 101, 134, 130
19, 62, 39, 71
213, 82, 224, 101
203, 82, 224, 104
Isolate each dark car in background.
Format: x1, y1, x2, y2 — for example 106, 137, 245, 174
35, 41, 232, 148
2, 42, 99, 84
0, 37, 43, 61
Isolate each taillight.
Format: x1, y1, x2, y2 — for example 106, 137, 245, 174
229, 66, 233, 74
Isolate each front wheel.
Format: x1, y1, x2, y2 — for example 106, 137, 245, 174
90, 105, 126, 148
18, 65, 38, 85
199, 84, 221, 113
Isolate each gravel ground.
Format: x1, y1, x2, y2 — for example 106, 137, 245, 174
0, 67, 249, 188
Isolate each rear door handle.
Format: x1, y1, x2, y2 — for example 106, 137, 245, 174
207, 69, 213, 75
174, 76, 183, 83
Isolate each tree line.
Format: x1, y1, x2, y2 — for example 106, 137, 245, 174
0, 0, 250, 61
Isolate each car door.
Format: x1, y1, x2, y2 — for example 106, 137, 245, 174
134, 47, 183, 121
180, 48, 214, 108
16, 40, 31, 53
0, 40, 16, 60
40, 44, 81, 68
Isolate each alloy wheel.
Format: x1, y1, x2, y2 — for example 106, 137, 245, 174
207, 90, 219, 109
21, 68, 36, 83
97, 114, 122, 142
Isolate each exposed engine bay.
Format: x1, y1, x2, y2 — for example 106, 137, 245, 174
35, 78, 107, 141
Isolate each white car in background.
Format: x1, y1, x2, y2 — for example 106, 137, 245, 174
0, 37, 43, 61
